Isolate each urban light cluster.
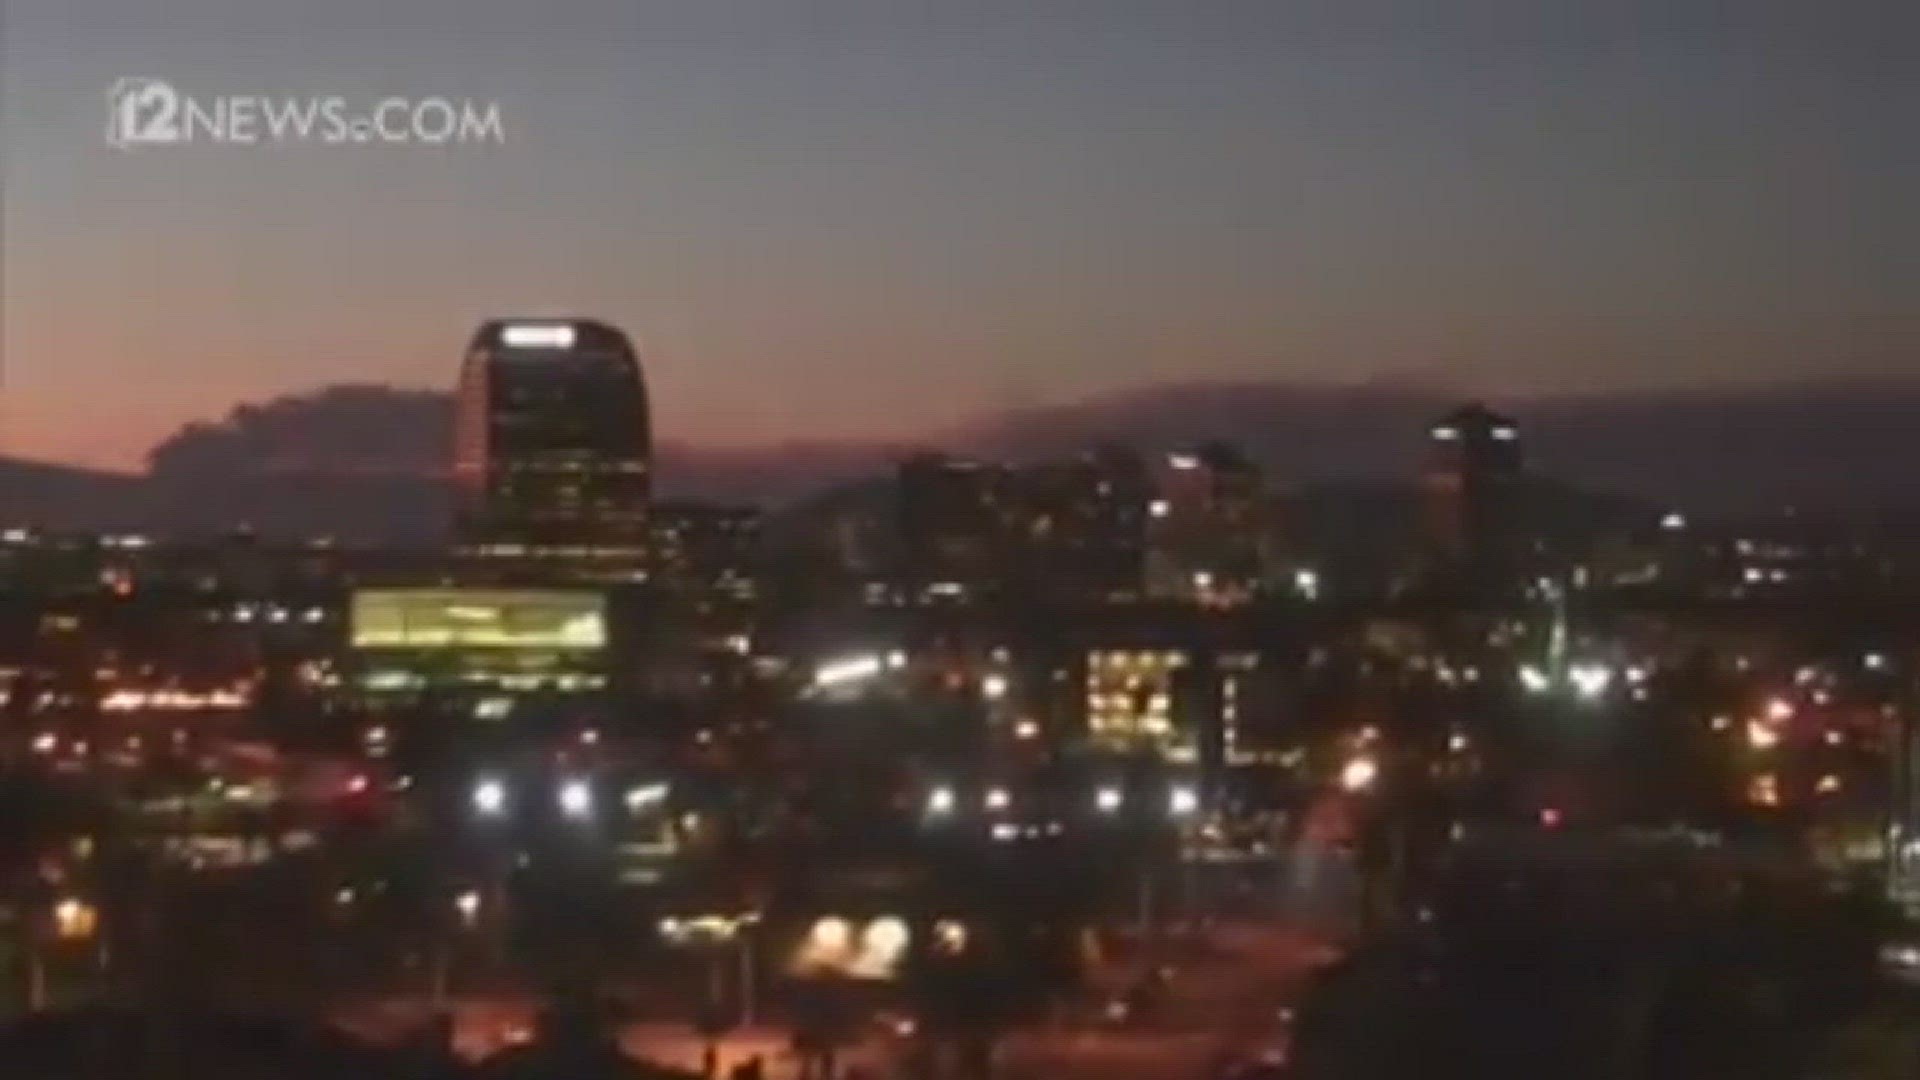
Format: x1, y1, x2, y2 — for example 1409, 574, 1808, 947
923, 781, 1201, 820
469, 776, 670, 822
100, 687, 251, 712
791, 915, 915, 980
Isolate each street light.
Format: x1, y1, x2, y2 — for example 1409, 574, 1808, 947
472, 777, 508, 819
52, 897, 97, 941
1568, 663, 1612, 700
1095, 786, 1124, 815
925, 785, 955, 817
1339, 756, 1379, 794
809, 916, 853, 954
1168, 784, 1199, 818
454, 890, 482, 927
557, 778, 594, 821
984, 786, 1010, 812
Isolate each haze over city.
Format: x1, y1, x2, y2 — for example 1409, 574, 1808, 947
2, 1, 1913, 472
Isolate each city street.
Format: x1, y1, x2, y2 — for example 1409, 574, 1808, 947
327, 921, 1339, 1078
998, 924, 1335, 1080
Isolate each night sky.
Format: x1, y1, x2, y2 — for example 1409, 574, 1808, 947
1, 1, 1913, 471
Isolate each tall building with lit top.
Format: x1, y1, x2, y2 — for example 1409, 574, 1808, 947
1422, 403, 1524, 586
895, 453, 1005, 603
1146, 442, 1271, 606
453, 319, 651, 565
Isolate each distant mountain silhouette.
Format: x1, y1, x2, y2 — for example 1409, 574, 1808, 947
2, 376, 1917, 540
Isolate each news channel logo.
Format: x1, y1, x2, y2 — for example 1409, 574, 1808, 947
107, 77, 506, 149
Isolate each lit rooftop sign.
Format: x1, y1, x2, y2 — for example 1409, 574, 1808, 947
501, 324, 576, 349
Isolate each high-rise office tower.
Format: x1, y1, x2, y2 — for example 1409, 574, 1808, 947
453, 319, 651, 561
894, 453, 1005, 602
1146, 441, 1271, 606
1004, 445, 1150, 605
1422, 402, 1524, 582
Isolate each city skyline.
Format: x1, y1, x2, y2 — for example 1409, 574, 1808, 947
2, 2, 1913, 471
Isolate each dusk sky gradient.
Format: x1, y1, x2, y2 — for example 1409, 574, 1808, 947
2, 1, 1913, 471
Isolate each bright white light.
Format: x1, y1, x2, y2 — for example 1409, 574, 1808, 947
885, 650, 908, 670
472, 777, 508, 818
984, 787, 1010, 812
1431, 426, 1458, 441
30, 732, 56, 755
990, 823, 1019, 842
1661, 512, 1687, 531
1168, 785, 1199, 817
52, 898, 97, 941
1865, 653, 1889, 672
1568, 663, 1612, 700
501, 324, 576, 349
809, 917, 853, 954
1746, 721, 1781, 751
1168, 452, 1200, 469
1294, 568, 1320, 600
981, 674, 1009, 700
455, 890, 482, 923
557, 778, 594, 820
625, 782, 669, 812
1766, 698, 1794, 722
1492, 426, 1518, 441
1095, 786, 1123, 814
925, 786, 955, 817
814, 655, 884, 689
1013, 719, 1040, 740
1149, 499, 1170, 519
1447, 732, 1469, 753
863, 916, 910, 957
1339, 756, 1379, 793
1518, 664, 1552, 694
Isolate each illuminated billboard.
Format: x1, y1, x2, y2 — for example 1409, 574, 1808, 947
350, 589, 607, 650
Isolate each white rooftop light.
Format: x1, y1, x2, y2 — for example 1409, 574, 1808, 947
502, 324, 576, 349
